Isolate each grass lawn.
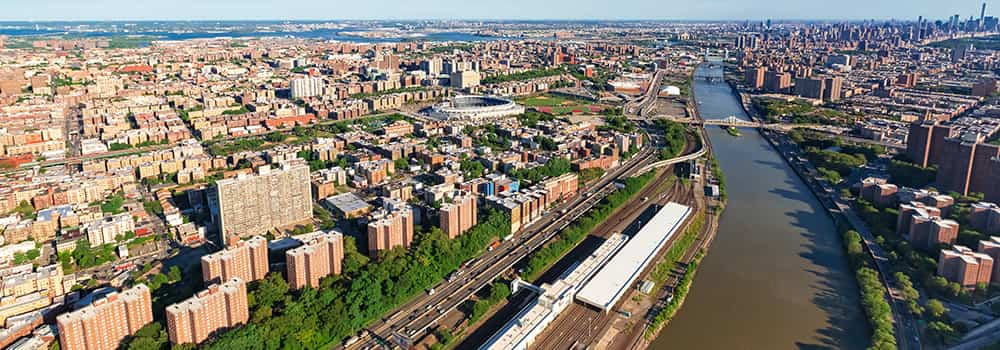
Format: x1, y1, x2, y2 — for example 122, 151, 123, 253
519, 95, 574, 107
517, 94, 606, 115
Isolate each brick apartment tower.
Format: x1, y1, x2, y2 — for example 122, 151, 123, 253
541, 173, 579, 203
977, 237, 1000, 286
286, 231, 345, 289
201, 236, 269, 284
938, 246, 994, 288
905, 122, 955, 168
897, 201, 941, 236
908, 214, 960, 250
165, 278, 249, 346
971, 202, 1000, 234
860, 177, 898, 207
745, 67, 765, 89
366, 205, 415, 256
56, 284, 153, 350
212, 162, 312, 243
440, 193, 478, 239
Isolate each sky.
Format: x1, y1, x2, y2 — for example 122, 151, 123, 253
0, 0, 992, 21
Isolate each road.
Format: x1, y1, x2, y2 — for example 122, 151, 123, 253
625, 70, 666, 117
346, 145, 659, 350
950, 315, 1000, 350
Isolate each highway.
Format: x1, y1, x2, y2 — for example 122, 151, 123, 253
346, 145, 659, 350
624, 70, 666, 117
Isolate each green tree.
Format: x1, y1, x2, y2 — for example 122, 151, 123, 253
250, 273, 290, 310
489, 282, 511, 302
265, 131, 288, 143
533, 135, 558, 151
394, 158, 410, 171
12, 200, 35, 219
167, 266, 182, 281
925, 321, 956, 344
460, 159, 485, 179
126, 322, 169, 350
926, 299, 948, 319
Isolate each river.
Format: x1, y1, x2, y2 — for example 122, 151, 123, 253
650, 63, 868, 349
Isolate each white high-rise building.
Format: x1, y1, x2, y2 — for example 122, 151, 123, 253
290, 77, 324, 99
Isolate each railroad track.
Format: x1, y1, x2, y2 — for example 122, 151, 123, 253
347, 148, 659, 350
529, 178, 692, 350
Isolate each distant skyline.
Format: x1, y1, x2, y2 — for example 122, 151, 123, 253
2, 0, 995, 22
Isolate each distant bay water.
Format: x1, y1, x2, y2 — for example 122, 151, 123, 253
0, 22, 502, 43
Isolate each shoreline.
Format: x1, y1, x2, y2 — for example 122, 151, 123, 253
629, 62, 726, 348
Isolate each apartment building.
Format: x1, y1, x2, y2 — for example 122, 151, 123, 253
938, 246, 994, 288
200, 236, 269, 284
286, 231, 344, 289
56, 285, 153, 350
440, 191, 478, 239
165, 278, 249, 346
977, 237, 1000, 286
211, 162, 312, 243
366, 202, 415, 256
971, 202, 1000, 234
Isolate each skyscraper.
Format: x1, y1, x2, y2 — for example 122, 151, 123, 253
211, 162, 312, 243
982, 2, 988, 24
57, 285, 153, 350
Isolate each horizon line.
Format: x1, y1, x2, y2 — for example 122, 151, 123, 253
0, 17, 934, 23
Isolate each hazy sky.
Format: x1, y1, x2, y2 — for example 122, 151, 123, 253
1, 0, 992, 21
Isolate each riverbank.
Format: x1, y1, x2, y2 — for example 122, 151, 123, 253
626, 70, 728, 346
757, 125, 899, 350
597, 157, 724, 350
654, 62, 867, 350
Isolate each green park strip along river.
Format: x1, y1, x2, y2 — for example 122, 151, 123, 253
649, 63, 868, 349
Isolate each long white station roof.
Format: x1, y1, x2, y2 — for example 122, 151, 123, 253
575, 202, 691, 311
